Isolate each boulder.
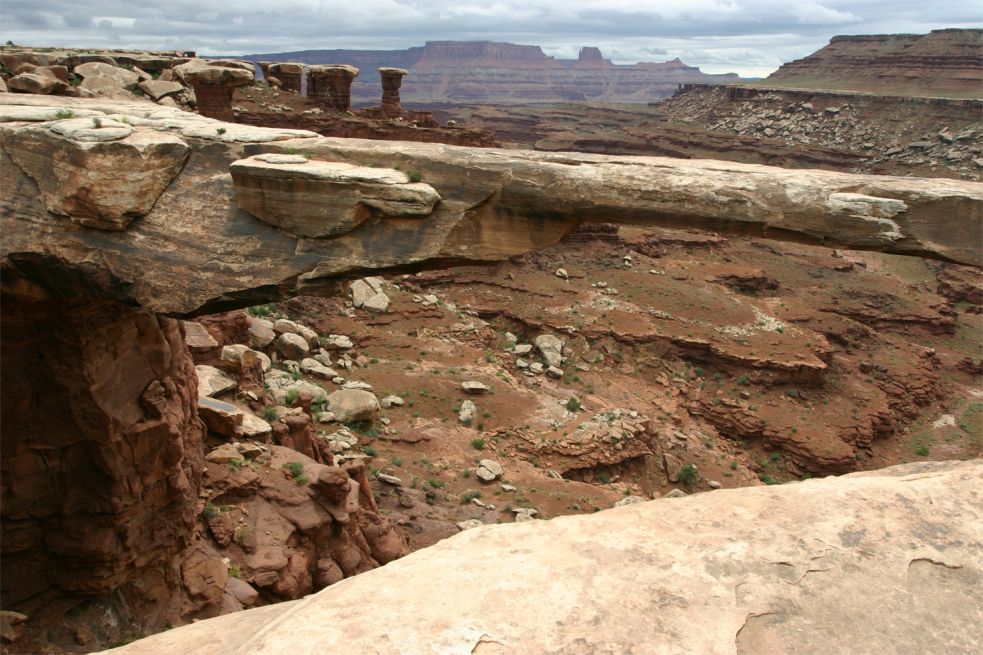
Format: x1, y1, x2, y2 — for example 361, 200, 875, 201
300, 358, 337, 379
7, 73, 68, 95
535, 334, 564, 368
247, 317, 276, 349
458, 400, 477, 424
325, 389, 380, 424
74, 62, 140, 93
198, 397, 244, 437
138, 80, 185, 101
275, 333, 309, 361
461, 381, 490, 394
196, 365, 237, 397
273, 319, 319, 347
381, 395, 404, 408
475, 459, 503, 481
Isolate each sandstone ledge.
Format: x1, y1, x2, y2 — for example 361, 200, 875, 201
102, 460, 983, 655
2, 94, 981, 318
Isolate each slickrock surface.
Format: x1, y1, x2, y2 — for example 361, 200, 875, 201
101, 460, 983, 655
2, 94, 980, 320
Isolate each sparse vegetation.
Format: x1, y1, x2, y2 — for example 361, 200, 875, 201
470, 438, 486, 451
216, 127, 227, 135
565, 397, 582, 412
54, 109, 74, 119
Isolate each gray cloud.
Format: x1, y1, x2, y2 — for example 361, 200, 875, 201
2, 0, 980, 76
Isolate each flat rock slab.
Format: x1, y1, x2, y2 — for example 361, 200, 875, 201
230, 155, 440, 238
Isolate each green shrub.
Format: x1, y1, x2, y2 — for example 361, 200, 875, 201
678, 464, 698, 486
471, 438, 486, 451
248, 304, 275, 317
284, 388, 300, 405
460, 490, 482, 504
363, 445, 378, 457
915, 445, 929, 457
406, 170, 422, 183
261, 406, 278, 422
282, 461, 304, 478
54, 109, 74, 119
565, 397, 582, 412
201, 503, 218, 521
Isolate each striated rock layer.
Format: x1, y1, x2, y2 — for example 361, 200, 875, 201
102, 460, 983, 655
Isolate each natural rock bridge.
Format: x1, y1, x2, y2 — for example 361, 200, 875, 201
1, 93, 981, 642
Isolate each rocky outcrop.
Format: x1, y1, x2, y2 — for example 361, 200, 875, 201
307, 65, 358, 112
378, 67, 406, 117
182, 64, 254, 121
767, 29, 983, 97
101, 460, 983, 655
267, 63, 304, 93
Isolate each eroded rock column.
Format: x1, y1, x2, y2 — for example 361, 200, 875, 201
378, 67, 407, 118
269, 63, 304, 94
184, 66, 254, 121
0, 299, 204, 615
307, 65, 359, 112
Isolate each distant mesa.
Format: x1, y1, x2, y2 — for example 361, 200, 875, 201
242, 40, 743, 104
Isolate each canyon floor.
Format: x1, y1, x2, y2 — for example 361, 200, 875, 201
217, 224, 982, 554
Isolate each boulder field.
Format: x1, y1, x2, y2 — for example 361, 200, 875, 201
101, 460, 983, 655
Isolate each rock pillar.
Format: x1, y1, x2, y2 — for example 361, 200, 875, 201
184, 66, 254, 122
307, 65, 359, 112
378, 67, 407, 118
269, 63, 304, 94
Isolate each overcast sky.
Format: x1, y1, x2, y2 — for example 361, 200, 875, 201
3, 0, 981, 77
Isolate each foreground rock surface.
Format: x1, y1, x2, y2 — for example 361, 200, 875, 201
102, 460, 983, 655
